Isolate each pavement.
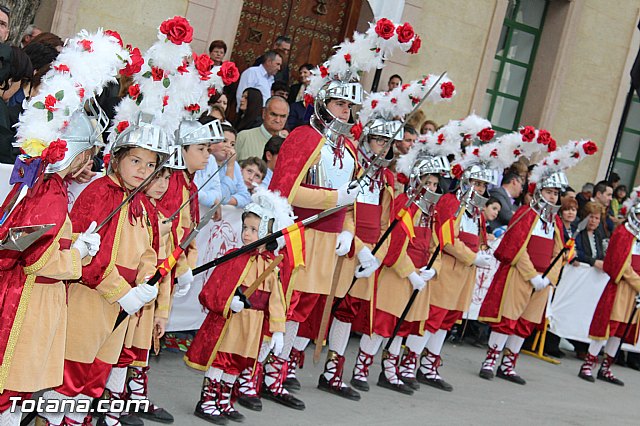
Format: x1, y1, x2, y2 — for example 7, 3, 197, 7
144, 338, 640, 426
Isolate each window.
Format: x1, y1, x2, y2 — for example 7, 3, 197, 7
611, 94, 640, 188
481, 0, 549, 134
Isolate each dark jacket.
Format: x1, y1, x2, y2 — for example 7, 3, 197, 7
575, 227, 605, 266
489, 186, 518, 229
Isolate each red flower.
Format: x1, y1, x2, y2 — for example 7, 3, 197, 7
582, 140, 598, 155
408, 35, 421, 54
437, 133, 445, 145
116, 121, 129, 133
472, 148, 480, 156
177, 60, 189, 75
304, 93, 314, 108
401, 83, 410, 91
78, 39, 93, 52
128, 84, 141, 100
344, 53, 351, 64
217, 61, 240, 85
163, 95, 169, 107
350, 121, 363, 140
396, 23, 415, 43
390, 97, 397, 104
208, 87, 217, 97
185, 103, 200, 112
151, 66, 165, 81
440, 81, 455, 99
490, 149, 498, 157
77, 87, 85, 101
121, 46, 143, 76
42, 139, 67, 164
371, 100, 378, 109
103, 153, 111, 168
375, 18, 395, 40
105, 30, 123, 47
537, 129, 552, 145
477, 127, 495, 142
554, 158, 561, 164
159, 16, 194, 45
61, 121, 69, 130
44, 94, 57, 112
451, 164, 464, 179
513, 149, 521, 156
319, 65, 329, 78
194, 53, 213, 80
520, 125, 536, 142
397, 173, 409, 185
528, 182, 536, 195
548, 139, 557, 152
54, 64, 70, 73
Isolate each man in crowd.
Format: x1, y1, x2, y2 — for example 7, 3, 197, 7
236, 50, 282, 109
235, 96, 289, 161
208, 39, 227, 66
261, 135, 284, 187
387, 74, 402, 91
255, 35, 292, 83
0, 4, 9, 42
20, 24, 41, 47
395, 125, 417, 155
576, 182, 594, 213
489, 171, 524, 229
271, 81, 290, 100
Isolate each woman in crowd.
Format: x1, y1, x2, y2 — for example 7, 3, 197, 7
483, 196, 502, 238
560, 197, 579, 241
611, 184, 627, 218
575, 202, 606, 270
234, 88, 263, 132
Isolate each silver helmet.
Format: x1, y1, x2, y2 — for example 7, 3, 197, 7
531, 170, 568, 223
358, 119, 402, 169
625, 202, 640, 239
408, 154, 450, 214
166, 145, 186, 170
310, 79, 363, 147
176, 119, 224, 146
458, 164, 498, 212
45, 99, 109, 174
111, 112, 171, 158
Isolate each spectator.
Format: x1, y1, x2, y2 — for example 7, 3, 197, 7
20, 24, 41, 47
387, 74, 402, 91
261, 135, 284, 187
559, 197, 578, 240
576, 182, 594, 213
395, 125, 417, 155
208, 40, 227, 66
560, 186, 576, 204
193, 116, 223, 209
405, 109, 425, 131
239, 157, 268, 193
30, 32, 64, 52
234, 87, 263, 132
289, 63, 313, 103
420, 119, 438, 134
575, 202, 606, 270
209, 92, 228, 113
208, 105, 229, 125
483, 196, 502, 237
235, 96, 289, 161
236, 50, 282, 109
11, 42, 57, 105
608, 171, 621, 190
0, 4, 8, 42
254, 35, 291, 83
207, 124, 251, 208
489, 171, 523, 229
611, 184, 627, 218
588, 180, 614, 236
271, 80, 289, 100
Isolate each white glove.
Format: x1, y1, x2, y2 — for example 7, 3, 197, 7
336, 181, 360, 206
335, 231, 354, 256
270, 331, 284, 356
117, 283, 158, 315
174, 270, 194, 298
357, 246, 377, 269
636, 294, 640, 309
473, 253, 493, 268
419, 266, 436, 282
230, 295, 244, 313
530, 274, 551, 292
408, 271, 427, 291
354, 261, 379, 279
73, 221, 101, 258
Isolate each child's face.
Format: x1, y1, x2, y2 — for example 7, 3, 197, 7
484, 202, 501, 222
145, 170, 171, 200
209, 131, 236, 162
115, 148, 158, 190
183, 144, 210, 173
242, 214, 261, 245
242, 164, 263, 190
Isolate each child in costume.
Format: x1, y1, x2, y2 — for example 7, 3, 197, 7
185, 186, 293, 424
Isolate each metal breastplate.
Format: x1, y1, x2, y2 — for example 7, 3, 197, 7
305, 143, 355, 189
532, 217, 554, 239
460, 212, 479, 235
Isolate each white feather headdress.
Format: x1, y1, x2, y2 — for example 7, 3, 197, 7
529, 139, 598, 185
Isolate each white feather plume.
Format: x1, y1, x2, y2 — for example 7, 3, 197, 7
529, 139, 598, 184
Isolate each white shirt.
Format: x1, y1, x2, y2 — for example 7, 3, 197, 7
236, 64, 273, 110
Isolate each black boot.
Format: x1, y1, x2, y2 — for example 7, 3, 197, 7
194, 377, 228, 425
317, 350, 361, 401
376, 350, 414, 395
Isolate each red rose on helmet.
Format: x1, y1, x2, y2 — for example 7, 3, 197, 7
437, 133, 445, 145
583, 140, 598, 155
217, 61, 240, 85
319, 65, 329, 78
304, 93, 314, 108
208, 87, 217, 97
185, 104, 200, 112
371, 100, 378, 109
105, 30, 123, 47
103, 153, 111, 168
54, 64, 70, 73
548, 139, 557, 152
375, 18, 395, 40
151, 66, 165, 81
451, 164, 463, 179
537, 129, 552, 145
121, 46, 143, 76
396, 23, 415, 43
43, 139, 68, 164
477, 127, 495, 142
350, 121, 363, 140
78, 39, 93, 52
177, 60, 189, 75
513, 149, 522, 156
128, 84, 141, 100
520, 125, 536, 142
159, 16, 193, 45
472, 148, 480, 156
194, 53, 213, 80
163, 95, 169, 107
408, 35, 421, 54
77, 87, 85, 101
343, 53, 351, 64
44, 94, 57, 112
440, 82, 455, 99
116, 121, 129, 133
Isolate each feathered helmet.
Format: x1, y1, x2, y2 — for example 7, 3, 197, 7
621, 186, 640, 238
306, 18, 422, 145
529, 139, 598, 222
396, 114, 492, 214
13, 29, 129, 183
244, 186, 296, 250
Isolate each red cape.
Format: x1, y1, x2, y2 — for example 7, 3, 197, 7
589, 225, 636, 340
0, 175, 68, 380
434, 193, 488, 246
383, 193, 419, 268
156, 171, 199, 255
